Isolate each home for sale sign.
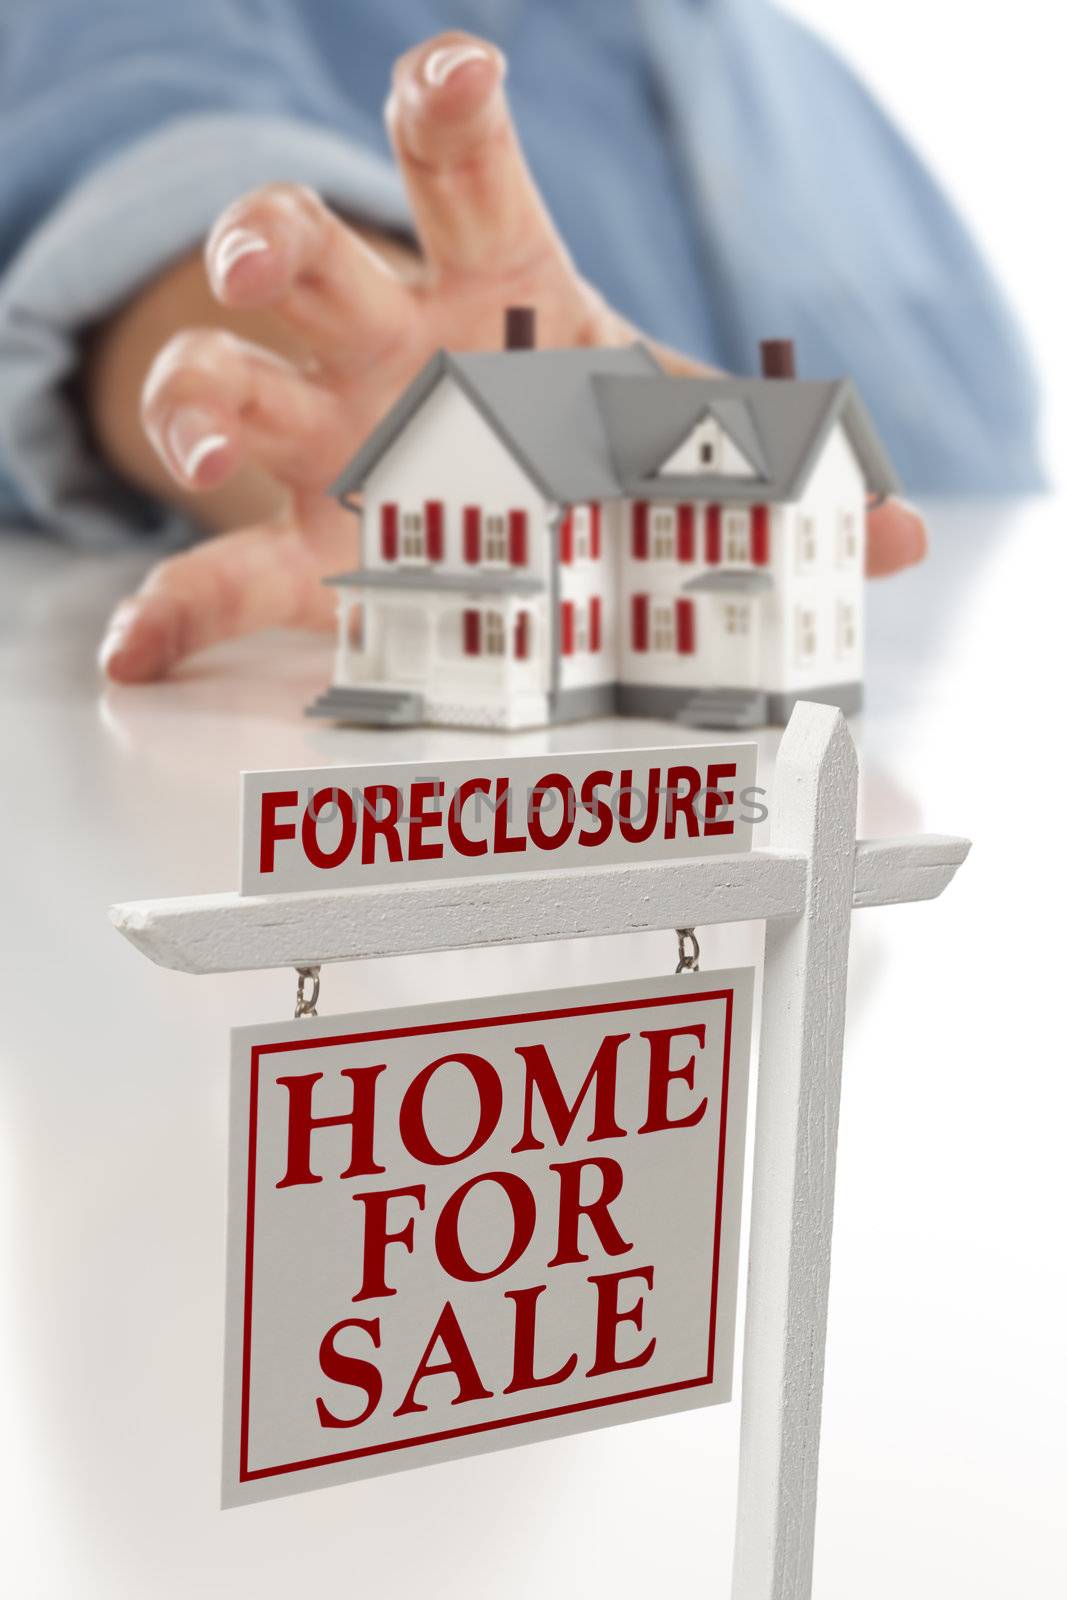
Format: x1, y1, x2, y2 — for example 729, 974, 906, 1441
223, 972, 752, 1505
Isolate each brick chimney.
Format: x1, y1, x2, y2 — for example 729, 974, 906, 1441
759, 338, 796, 379
504, 306, 536, 350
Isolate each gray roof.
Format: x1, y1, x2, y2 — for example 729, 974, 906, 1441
326, 567, 543, 595
592, 374, 900, 503
332, 347, 900, 509
332, 344, 661, 507
683, 568, 775, 595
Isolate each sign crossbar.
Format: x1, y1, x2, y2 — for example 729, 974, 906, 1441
110, 832, 968, 975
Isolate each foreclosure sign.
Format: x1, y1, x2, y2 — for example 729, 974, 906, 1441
239, 745, 759, 894
223, 973, 752, 1506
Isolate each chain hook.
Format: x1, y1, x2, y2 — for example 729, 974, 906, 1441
675, 928, 700, 974
294, 965, 321, 1019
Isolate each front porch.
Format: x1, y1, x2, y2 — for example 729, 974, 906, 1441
314, 571, 549, 729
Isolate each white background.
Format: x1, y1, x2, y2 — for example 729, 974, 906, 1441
2, 8, 1067, 1589
2, 494, 1065, 1596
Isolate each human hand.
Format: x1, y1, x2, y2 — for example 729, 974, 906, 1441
99, 30, 926, 683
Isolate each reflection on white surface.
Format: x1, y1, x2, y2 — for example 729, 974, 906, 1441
0, 499, 1064, 1597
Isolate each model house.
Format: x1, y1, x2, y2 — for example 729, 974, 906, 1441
307, 312, 899, 730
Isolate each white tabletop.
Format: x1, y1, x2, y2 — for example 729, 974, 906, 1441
1, 498, 1063, 1598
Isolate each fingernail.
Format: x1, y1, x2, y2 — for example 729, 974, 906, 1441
165, 406, 229, 482
211, 226, 270, 286
423, 43, 492, 88
98, 612, 134, 677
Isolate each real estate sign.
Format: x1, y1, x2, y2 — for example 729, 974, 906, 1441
224, 972, 752, 1506
239, 744, 759, 894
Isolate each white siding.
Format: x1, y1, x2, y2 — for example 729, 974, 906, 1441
361, 376, 552, 587
619, 502, 709, 692
766, 423, 866, 694
558, 500, 622, 693
344, 376, 555, 723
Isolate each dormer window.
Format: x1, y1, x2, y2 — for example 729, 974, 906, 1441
656, 409, 761, 477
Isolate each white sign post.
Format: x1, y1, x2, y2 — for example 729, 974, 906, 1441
111, 703, 970, 1600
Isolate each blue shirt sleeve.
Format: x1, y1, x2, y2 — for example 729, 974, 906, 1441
0, 0, 412, 545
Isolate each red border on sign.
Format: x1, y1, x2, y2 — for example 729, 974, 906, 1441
239, 986, 735, 1483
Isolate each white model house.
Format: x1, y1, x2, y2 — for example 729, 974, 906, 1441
307, 319, 898, 730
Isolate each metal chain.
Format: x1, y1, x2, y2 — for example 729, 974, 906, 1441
675, 928, 700, 974
294, 965, 321, 1019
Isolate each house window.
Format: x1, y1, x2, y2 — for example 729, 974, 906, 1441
795, 606, 817, 664
484, 513, 508, 564
572, 604, 589, 653
700, 440, 714, 466
571, 506, 592, 561
651, 508, 675, 560
837, 601, 857, 658
837, 510, 859, 566
724, 602, 750, 637
723, 511, 750, 563
345, 605, 364, 652
651, 601, 675, 652
483, 610, 506, 656
796, 515, 817, 570
400, 510, 425, 561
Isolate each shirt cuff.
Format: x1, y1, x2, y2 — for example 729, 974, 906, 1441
0, 111, 411, 547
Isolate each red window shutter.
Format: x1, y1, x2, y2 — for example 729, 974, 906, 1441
752, 504, 770, 566
381, 502, 398, 561
704, 505, 721, 564
462, 506, 480, 565
632, 500, 649, 559
560, 599, 575, 656
508, 508, 528, 566
425, 500, 444, 561
590, 503, 602, 558
631, 593, 649, 652
677, 503, 695, 561
589, 595, 602, 652
462, 609, 481, 656
514, 610, 530, 660
676, 597, 696, 654
559, 510, 573, 564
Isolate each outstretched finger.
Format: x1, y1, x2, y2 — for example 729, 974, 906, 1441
204, 184, 411, 372
141, 328, 353, 492
386, 31, 569, 282
98, 496, 356, 683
